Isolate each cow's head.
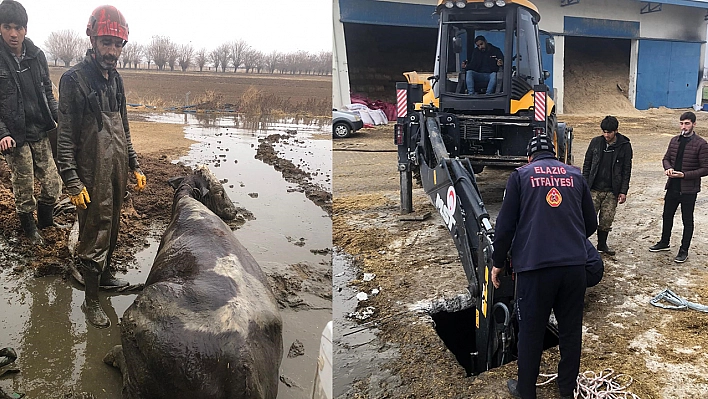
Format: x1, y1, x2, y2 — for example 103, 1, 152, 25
168, 165, 238, 220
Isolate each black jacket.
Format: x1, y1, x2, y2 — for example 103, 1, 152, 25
582, 133, 633, 197
466, 42, 503, 74
0, 37, 58, 147
493, 153, 597, 273
56, 50, 139, 185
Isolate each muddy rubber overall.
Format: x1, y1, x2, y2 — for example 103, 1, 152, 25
75, 110, 128, 280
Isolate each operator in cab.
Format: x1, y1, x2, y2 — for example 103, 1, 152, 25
462, 35, 503, 95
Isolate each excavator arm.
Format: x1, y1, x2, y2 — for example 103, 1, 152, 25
397, 104, 518, 373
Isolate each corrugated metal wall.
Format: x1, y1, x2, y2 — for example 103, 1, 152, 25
636, 40, 701, 109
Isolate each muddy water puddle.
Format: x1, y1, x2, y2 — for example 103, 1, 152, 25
0, 113, 332, 398
332, 250, 398, 397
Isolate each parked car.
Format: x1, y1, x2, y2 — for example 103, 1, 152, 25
332, 109, 363, 138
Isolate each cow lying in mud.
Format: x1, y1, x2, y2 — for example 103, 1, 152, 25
104, 165, 283, 399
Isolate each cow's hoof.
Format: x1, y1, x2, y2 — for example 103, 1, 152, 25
103, 345, 123, 368
82, 300, 111, 328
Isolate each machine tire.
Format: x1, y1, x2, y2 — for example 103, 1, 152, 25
557, 122, 572, 165
472, 165, 484, 174
547, 113, 563, 160
566, 126, 574, 165
333, 122, 351, 138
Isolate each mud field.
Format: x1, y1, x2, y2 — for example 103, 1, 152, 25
332, 107, 708, 399
0, 106, 332, 397
48, 67, 331, 111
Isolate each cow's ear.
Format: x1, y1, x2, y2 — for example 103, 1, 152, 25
168, 176, 185, 189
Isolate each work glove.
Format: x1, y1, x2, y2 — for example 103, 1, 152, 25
66, 179, 91, 210
133, 168, 146, 191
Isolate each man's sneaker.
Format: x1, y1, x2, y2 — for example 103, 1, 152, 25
649, 242, 670, 252
674, 249, 689, 263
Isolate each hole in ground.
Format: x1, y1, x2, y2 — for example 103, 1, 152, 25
431, 306, 560, 376
431, 307, 476, 376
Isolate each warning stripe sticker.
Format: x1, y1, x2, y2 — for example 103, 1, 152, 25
534, 91, 546, 122
397, 89, 407, 118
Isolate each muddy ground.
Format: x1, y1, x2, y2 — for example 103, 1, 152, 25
0, 110, 332, 398
48, 67, 332, 113
333, 108, 708, 399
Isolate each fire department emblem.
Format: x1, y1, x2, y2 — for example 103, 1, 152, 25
546, 187, 562, 207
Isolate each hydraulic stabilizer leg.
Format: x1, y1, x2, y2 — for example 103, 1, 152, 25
396, 118, 413, 214
400, 163, 413, 214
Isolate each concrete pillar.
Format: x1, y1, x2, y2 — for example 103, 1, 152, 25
628, 39, 639, 108
332, 0, 351, 110
553, 35, 565, 114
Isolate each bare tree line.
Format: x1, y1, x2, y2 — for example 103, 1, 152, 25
43, 30, 331, 75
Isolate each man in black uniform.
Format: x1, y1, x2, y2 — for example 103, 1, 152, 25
491, 135, 597, 399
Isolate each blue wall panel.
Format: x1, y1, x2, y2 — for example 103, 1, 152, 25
636, 41, 671, 109
667, 42, 701, 108
564, 17, 639, 39
339, 0, 438, 28
636, 40, 700, 109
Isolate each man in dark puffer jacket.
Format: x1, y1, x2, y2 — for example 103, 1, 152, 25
649, 111, 708, 263
0, 0, 63, 245
582, 115, 633, 256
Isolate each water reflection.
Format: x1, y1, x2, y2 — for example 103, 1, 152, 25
1, 275, 129, 397
183, 112, 332, 131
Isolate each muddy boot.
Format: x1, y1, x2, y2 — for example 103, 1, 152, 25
100, 267, 129, 289
37, 202, 70, 229
36, 202, 54, 229
597, 230, 615, 256
81, 269, 110, 328
18, 212, 45, 246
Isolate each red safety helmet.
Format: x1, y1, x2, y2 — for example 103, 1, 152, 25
86, 5, 129, 42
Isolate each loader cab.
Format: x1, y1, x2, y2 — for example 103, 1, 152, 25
434, 2, 545, 114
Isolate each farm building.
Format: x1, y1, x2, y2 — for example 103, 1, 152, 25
332, 0, 708, 113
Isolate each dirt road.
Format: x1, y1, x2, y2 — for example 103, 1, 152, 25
333, 108, 708, 399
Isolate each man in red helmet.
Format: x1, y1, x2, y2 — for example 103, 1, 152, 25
56, 5, 146, 328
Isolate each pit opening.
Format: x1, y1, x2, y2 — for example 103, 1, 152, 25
431, 307, 477, 376
431, 306, 560, 376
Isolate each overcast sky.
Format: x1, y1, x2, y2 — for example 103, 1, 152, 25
21, 0, 331, 54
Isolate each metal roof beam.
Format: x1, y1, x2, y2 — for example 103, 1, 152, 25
645, 0, 708, 9
640, 2, 663, 13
